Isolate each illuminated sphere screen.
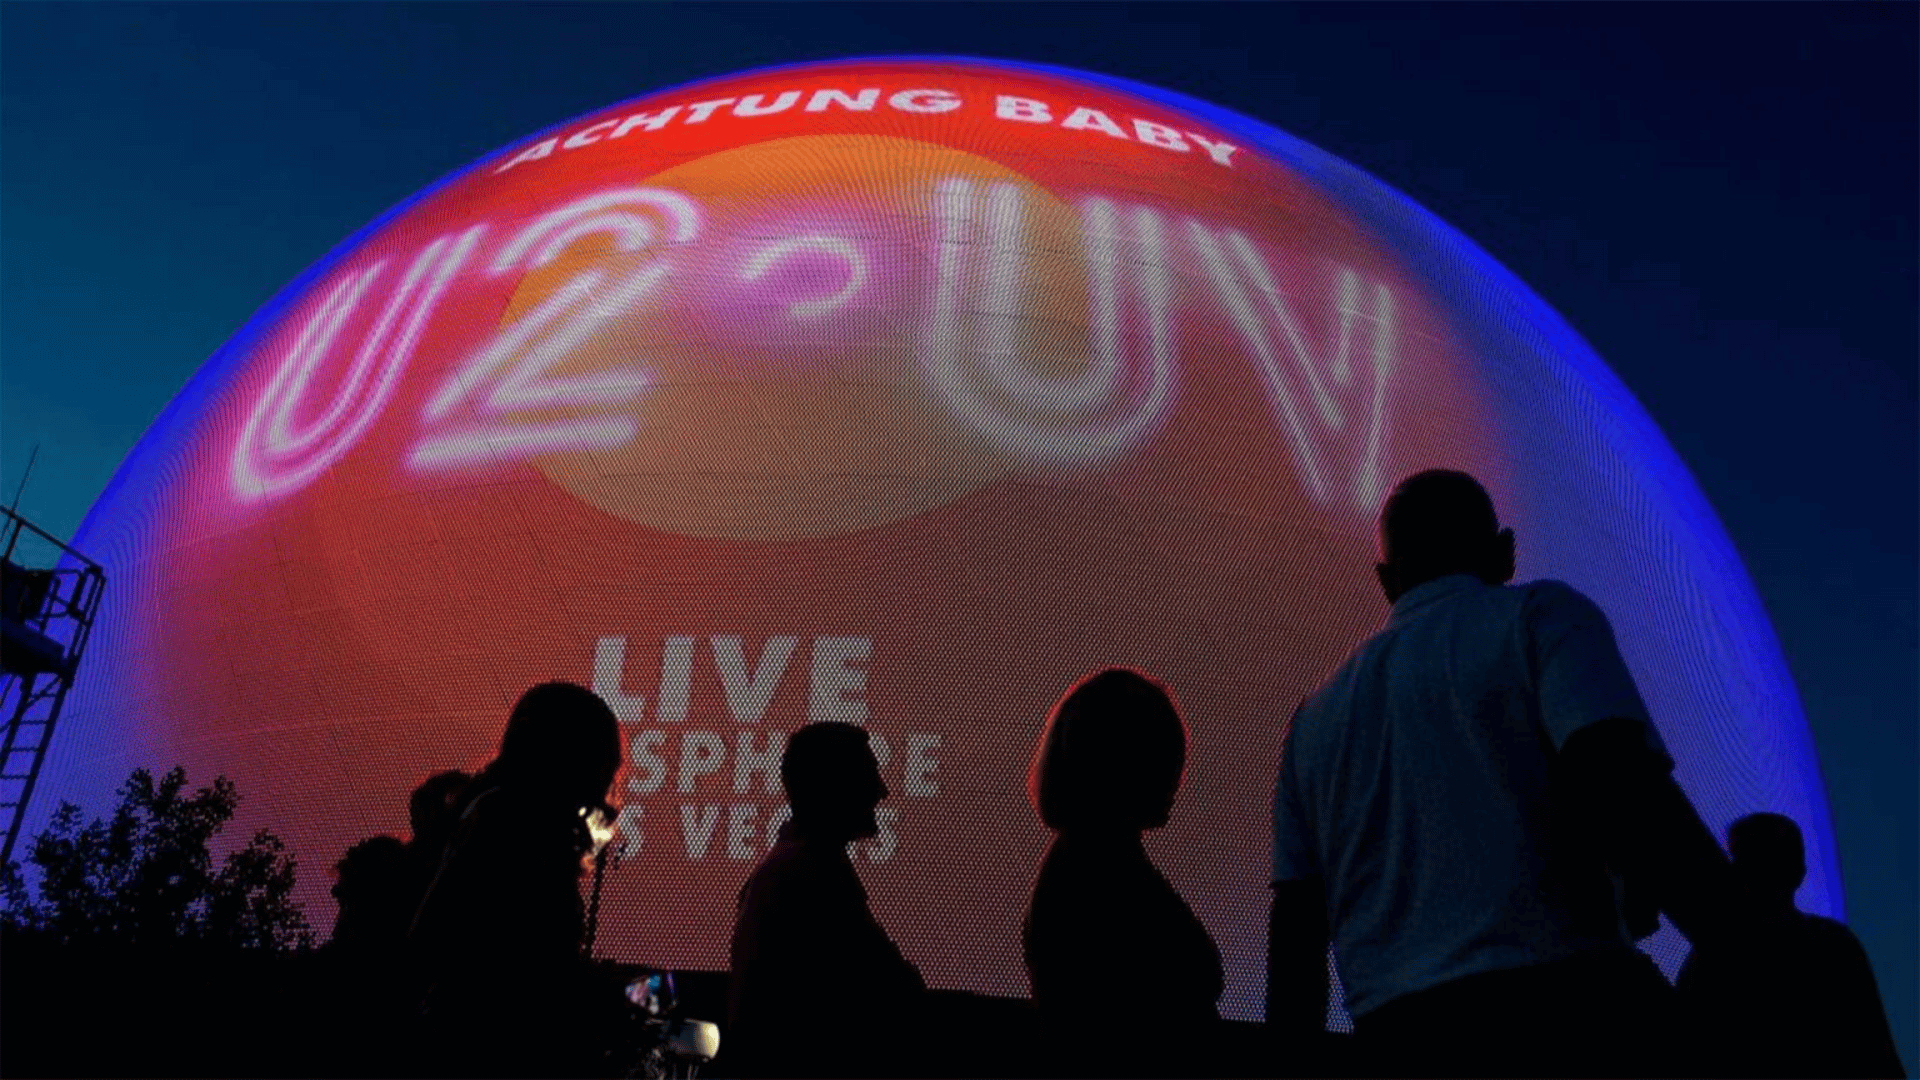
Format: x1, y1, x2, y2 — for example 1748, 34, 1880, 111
36, 58, 1837, 1020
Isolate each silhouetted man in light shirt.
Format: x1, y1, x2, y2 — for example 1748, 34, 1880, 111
1267, 469, 1735, 1077
727, 722, 924, 1078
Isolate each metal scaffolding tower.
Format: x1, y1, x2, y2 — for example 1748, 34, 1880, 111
0, 505, 106, 867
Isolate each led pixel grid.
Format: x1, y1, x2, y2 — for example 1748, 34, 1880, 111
31, 58, 1836, 1023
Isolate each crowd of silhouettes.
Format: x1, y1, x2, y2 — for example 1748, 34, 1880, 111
317, 467, 1902, 1079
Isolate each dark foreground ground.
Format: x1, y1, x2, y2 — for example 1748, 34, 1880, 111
1, 933, 1331, 1078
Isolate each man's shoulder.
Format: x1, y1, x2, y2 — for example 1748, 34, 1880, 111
1290, 630, 1385, 735
1347, 577, 1583, 650
1512, 578, 1606, 619
1290, 675, 1346, 739
740, 838, 806, 892
1802, 913, 1870, 953
1462, 579, 1616, 651
743, 837, 860, 905
1421, 576, 1592, 622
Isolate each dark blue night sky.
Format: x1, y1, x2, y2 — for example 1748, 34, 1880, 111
2, 3, 1912, 1063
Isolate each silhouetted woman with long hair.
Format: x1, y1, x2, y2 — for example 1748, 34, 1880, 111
1023, 668, 1224, 1077
410, 681, 623, 1078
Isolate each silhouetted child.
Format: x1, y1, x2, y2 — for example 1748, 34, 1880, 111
1268, 469, 1731, 1078
726, 722, 925, 1078
326, 831, 429, 1076
1678, 813, 1906, 1078
330, 834, 411, 954
328, 770, 471, 959
408, 770, 471, 860
410, 682, 624, 1078
1023, 668, 1224, 1078
402, 769, 470, 916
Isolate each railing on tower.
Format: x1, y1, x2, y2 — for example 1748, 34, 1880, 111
0, 505, 106, 867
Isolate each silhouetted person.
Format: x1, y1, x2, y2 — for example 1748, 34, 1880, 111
325, 831, 427, 1076
330, 834, 412, 954
410, 682, 623, 1078
402, 769, 471, 914
1023, 669, 1224, 1078
1267, 469, 1734, 1078
328, 770, 471, 958
1678, 813, 1905, 1078
726, 722, 925, 1078
408, 769, 472, 862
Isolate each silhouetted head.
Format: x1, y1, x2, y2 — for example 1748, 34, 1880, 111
1029, 668, 1188, 835
408, 769, 472, 850
330, 835, 409, 947
491, 682, 621, 810
781, 722, 888, 844
1729, 812, 1806, 912
332, 835, 407, 902
1375, 469, 1516, 603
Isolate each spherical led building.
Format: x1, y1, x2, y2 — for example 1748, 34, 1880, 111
36, 57, 1834, 1019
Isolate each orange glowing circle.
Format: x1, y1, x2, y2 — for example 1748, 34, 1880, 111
502, 134, 1091, 540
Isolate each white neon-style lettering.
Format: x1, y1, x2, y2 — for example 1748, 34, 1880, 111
488, 189, 699, 274
683, 98, 736, 123
890, 89, 961, 114
423, 273, 598, 422
1224, 230, 1344, 429
232, 227, 484, 500
1333, 271, 1357, 384
409, 267, 665, 469
978, 184, 1040, 400
592, 636, 647, 723
657, 636, 694, 723
1080, 197, 1177, 455
412, 188, 697, 471
739, 235, 869, 318
712, 635, 799, 724
1186, 132, 1240, 167
734, 91, 801, 117
922, 180, 1173, 466
610, 106, 681, 138
1061, 107, 1130, 140
735, 731, 784, 795
805, 88, 879, 112
1190, 222, 1396, 508
614, 804, 646, 848
259, 265, 389, 455
407, 415, 641, 470
494, 138, 558, 173
1188, 222, 1327, 501
562, 119, 621, 150
1132, 119, 1191, 151
627, 733, 667, 792
1356, 280, 1394, 511
487, 272, 664, 409
520, 212, 654, 269
996, 96, 1052, 123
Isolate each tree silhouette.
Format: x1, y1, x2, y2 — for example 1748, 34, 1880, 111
1, 765, 312, 951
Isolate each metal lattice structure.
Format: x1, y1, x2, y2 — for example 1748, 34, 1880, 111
0, 505, 105, 866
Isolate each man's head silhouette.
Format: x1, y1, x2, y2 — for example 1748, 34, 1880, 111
1375, 469, 1516, 603
1728, 812, 1807, 913
1028, 668, 1188, 834
409, 769, 472, 849
781, 722, 888, 844
495, 681, 622, 809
